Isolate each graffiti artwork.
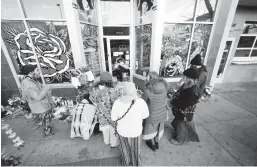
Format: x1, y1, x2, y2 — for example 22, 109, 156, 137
135, 24, 152, 75
160, 23, 212, 77
80, 23, 100, 76
1, 21, 74, 83
77, 0, 96, 23
137, 0, 155, 24
80, 24, 98, 52
160, 24, 191, 77
190, 24, 212, 62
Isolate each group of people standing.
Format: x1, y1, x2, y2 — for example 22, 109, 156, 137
19, 53, 207, 166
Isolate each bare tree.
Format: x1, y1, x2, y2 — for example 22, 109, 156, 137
204, 0, 214, 21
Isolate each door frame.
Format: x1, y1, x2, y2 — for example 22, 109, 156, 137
104, 36, 130, 74
215, 37, 235, 83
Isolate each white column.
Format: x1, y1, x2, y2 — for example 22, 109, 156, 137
96, 0, 106, 72
63, 0, 86, 69
209, 0, 239, 89
149, 0, 166, 73
129, 0, 135, 81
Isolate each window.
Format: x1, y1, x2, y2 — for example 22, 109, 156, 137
135, 24, 152, 76
134, 0, 154, 77
1, 0, 76, 84
161, 0, 217, 77
233, 21, 257, 62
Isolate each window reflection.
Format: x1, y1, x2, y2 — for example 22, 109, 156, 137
135, 24, 152, 76
78, 0, 98, 24
1, 0, 22, 19
234, 50, 250, 57
196, 0, 217, 22
164, 0, 196, 22
250, 50, 257, 57
237, 36, 255, 48
22, 0, 66, 19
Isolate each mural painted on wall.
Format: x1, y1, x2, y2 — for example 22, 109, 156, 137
77, 0, 97, 24
160, 24, 192, 77
135, 24, 152, 75
1, 21, 74, 84
190, 24, 212, 62
80, 23, 100, 76
81, 24, 98, 52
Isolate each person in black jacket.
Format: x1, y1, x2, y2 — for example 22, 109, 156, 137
170, 68, 201, 145
190, 54, 208, 98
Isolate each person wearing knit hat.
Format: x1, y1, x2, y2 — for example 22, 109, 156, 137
100, 71, 112, 83
169, 68, 201, 145
20, 65, 55, 138
111, 82, 149, 166
190, 54, 208, 99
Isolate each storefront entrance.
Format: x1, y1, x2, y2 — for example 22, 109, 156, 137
103, 37, 130, 81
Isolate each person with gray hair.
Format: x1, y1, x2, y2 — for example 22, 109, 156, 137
111, 82, 149, 166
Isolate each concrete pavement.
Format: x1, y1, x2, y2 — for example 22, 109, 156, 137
1, 82, 257, 166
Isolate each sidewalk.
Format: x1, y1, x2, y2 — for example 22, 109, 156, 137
1, 82, 257, 166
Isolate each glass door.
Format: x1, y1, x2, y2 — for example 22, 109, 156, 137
105, 38, 130, 81
215, 38, 235, 83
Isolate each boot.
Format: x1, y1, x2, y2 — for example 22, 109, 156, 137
154, 137, 159, 149
145, 140, 156, 151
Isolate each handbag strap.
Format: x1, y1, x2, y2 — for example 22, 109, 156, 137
114, 100, 136, 135
116, 100, 136, 122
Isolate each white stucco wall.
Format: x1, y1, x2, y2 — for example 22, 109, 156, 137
223, 6, 257, 83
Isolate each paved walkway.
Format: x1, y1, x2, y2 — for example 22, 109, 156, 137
1, 82, 257, 166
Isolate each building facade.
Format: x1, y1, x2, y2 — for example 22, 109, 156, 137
1, 0, 256, 104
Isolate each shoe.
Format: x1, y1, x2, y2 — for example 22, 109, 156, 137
155, 141, 159, 149
170, 139, 183, 145
145, 140, 156, 151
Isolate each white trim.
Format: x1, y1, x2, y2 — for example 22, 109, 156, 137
236, 48, 253, 50
164, 77, 182, 83
103, 25, 130, 27
232, 57, 257, 62
240, 34, 257, 37
17, 0, 46, 85
47, 83, 74, 88
133, 74, 147, 81
130, 0, 135, 82
209, 0, 239, 87
215, 38, 235, 83
103, 36, 130, 39
164, 21, 214, 25
231, 60, 257, 65
149, 0, 165, 73
106, 38, 112, 73
1, 37, 21, 88
23, 18, 66, 22
63, 0, 86, 69
203, 0, 221, 65
134, 23, 152, 26
80, 21, 98, 26
97, 0, 106, 72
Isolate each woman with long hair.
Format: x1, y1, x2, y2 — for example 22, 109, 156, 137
142, 72, 168, 151
111, 82, 149, 166
170, 68, 201, 145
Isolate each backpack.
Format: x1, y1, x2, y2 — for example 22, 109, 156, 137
70, 100, 97, 140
